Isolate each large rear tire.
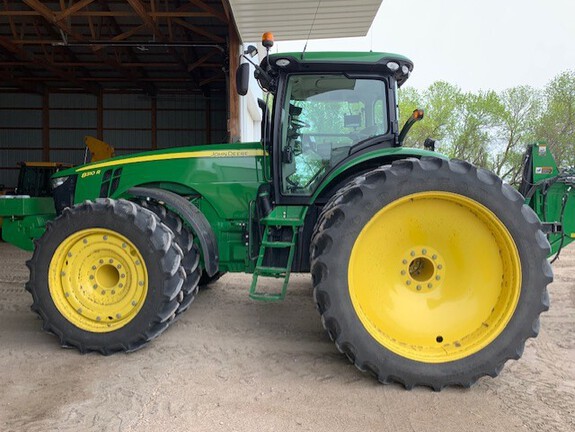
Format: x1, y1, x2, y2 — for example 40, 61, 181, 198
138, 199, 201, 315
26, 199, 185, 354
310, 158, 552, 389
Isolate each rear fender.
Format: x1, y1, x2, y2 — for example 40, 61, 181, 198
311, 147, 444, 204
128, 187, 219, 277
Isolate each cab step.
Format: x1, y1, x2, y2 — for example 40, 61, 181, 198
249, 206, 305, 302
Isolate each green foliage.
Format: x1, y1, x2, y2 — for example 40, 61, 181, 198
398, 70, 575, 184
535, 71, 575, 168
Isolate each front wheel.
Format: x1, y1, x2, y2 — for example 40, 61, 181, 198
311, 158, 552, 389
26, 199, 185, 354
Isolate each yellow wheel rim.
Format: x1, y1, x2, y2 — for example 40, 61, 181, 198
348, 191, 521, 363
49, 228, 148, 332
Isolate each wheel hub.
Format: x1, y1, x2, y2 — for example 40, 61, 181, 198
400, 247, 444, 292
49, 229, 148, 332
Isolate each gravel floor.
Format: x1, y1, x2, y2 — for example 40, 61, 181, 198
0, 241, 573, 432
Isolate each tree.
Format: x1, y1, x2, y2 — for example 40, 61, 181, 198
535, 71, 575, 168
398, 81, 460, 149
492, 86, 541, 184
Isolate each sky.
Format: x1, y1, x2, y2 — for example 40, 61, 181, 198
272, 0, 575, 92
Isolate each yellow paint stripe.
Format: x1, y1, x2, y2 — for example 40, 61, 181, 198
76, 149, 266, 172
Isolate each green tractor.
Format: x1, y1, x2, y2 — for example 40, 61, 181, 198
1, 36, 572, 390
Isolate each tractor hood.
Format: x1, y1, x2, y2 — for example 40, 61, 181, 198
52, 142, 266, 220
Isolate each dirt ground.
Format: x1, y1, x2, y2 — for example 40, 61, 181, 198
0, 241, 573, 432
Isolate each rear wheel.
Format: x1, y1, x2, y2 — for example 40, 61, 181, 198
139, 199, 200, 315
311, 158, 552, 389
26, 199, 185, 354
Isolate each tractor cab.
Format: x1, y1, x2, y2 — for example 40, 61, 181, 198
237, 37, 413, 204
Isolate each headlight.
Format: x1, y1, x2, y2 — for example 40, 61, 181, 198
275, 58, 291, 67
386, 61, 400, 72
51, 176, 69, 190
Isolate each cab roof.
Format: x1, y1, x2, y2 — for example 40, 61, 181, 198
266, 51, 414, 86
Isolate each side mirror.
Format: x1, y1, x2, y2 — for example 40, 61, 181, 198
236, 63, 250, 96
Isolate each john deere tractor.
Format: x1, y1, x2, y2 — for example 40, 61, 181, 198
1, 35, 572, 390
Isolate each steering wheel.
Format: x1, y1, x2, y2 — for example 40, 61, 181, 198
292, 118, 310, 129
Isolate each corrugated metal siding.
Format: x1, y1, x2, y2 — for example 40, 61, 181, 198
0, 92, 227, 188
229, 0, 382, 41
0, 93, 42, 187
49, 93, 97, 167
103, 94, 152, 150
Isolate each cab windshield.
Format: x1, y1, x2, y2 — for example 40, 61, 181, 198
280, 74, 388, 195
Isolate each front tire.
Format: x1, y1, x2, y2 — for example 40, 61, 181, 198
26, 199, 185, 354
311, 158, 552, 389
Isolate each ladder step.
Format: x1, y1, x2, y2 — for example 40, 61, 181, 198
255, 266, 288, 276
262, 217, 303, 226
261, 240, 294, 248
249, 292, 284, 301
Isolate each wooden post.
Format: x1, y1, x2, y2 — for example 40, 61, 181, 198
227, 21, 240, 143
42, 90, 50, 162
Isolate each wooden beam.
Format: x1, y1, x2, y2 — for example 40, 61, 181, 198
173, 18, 225, 43
125, 0, 204, 90
23, 0, 156, 95
54, 0, 96, 22
187, 50, 219, 72
0, 10, 214, 18
188, 0, 227, 22
0, 36, 100, 94
0, 69, 44, 93
200, 73, 224, 86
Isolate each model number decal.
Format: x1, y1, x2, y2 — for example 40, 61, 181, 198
81, 170, 101, 178
210, 150, 250, 157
